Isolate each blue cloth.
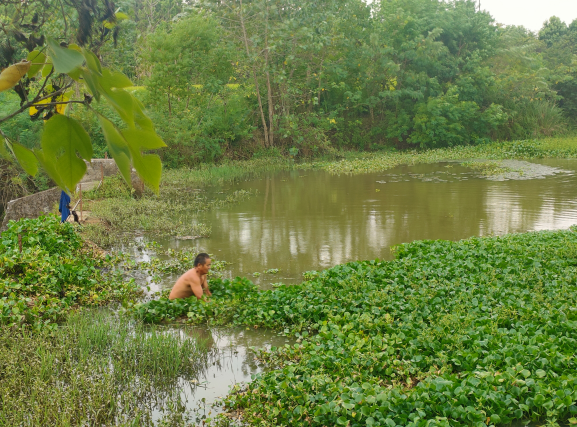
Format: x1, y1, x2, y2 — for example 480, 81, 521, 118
59, 191, 71, 223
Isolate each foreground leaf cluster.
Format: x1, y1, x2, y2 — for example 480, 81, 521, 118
0, 216, 140, 328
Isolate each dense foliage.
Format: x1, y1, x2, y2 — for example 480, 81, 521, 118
131, 277, 258, 323
136, 229, 577, 426
2, 0, 577, 173
0, 215, 140, 328
138, 0, 577, 164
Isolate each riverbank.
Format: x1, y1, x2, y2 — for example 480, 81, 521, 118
134, 227, 577, 427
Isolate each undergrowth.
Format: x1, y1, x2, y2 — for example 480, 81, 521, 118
0, 216, 141, 329
0, 309, 209, 426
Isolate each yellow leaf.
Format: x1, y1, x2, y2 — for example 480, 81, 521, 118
0, 61, 31, 92
29, 98, 50, 116
29, 92, 70, 116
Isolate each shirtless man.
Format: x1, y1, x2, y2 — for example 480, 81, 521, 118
169, 253, 212, 300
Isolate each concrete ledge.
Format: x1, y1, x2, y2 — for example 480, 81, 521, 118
1, 159, 143, 231
1, 187, 61, 231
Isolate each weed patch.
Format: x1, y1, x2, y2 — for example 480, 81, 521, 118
0, 310, 208, 426
460, 160, 515, 175
0, 216, 141, 328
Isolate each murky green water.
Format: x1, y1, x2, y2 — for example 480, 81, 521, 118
155, 159, 577, 289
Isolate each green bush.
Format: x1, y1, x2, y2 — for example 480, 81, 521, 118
0, 216, 140, 328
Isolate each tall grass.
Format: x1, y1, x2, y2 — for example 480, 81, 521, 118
0, 309, 209, 426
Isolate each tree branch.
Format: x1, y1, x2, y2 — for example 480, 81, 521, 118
0, 70, 76, 126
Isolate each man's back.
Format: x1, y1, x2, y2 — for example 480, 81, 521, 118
169, 269, 201, 300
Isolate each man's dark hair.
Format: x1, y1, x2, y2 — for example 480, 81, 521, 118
194, 253, 210, 267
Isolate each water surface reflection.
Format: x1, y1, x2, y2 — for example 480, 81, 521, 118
158, 159, 577, 288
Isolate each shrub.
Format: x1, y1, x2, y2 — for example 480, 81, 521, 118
0, 216, 140, 328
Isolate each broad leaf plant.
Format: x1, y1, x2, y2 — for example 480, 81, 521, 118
0, 6, 164, 194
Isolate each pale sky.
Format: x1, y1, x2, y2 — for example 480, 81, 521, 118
479, 0, 577, 32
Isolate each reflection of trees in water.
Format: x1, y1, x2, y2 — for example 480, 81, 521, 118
208, 163, 577, 276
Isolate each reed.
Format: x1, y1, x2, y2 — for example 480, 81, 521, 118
0, 309, 209, 426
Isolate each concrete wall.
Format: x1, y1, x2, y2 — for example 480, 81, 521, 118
1, 187, 61, 231
1, 159, 143, 231
82, 159, 120, 182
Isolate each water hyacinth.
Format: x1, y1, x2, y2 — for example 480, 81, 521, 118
207, 229, 577, 426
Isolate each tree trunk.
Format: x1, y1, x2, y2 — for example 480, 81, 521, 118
240, 0, 269, 147
167, 89, 172, 117
317, 59, 324, 106
264, 3, 274, 147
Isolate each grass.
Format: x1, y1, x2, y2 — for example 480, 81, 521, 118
82, 188, 249, 247
0, 309, 209, 426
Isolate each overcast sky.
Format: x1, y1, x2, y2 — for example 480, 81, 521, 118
478, 0, 577, 32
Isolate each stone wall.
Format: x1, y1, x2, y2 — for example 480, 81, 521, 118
1, 159, 141, 231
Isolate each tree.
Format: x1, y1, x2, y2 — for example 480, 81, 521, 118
0, 0, 165, 194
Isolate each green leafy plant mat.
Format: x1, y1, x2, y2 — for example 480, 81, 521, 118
0, 216, 141, 328
138, 227, 577, 426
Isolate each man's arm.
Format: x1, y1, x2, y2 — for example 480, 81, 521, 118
201, 274, 212, 297
189, 278, 205, 300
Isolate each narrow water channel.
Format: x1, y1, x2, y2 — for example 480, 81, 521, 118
144, 159, 577, 419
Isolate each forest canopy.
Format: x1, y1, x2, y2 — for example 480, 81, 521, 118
1, 0, 576, 171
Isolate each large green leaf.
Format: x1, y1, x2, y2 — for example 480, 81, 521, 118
34, 149, 66, 190
101, 69, 133, 90
11, 142, 38, 176
103, 89, 135, 127
133, 98, 155, 130
47, 38, 84, 74
121, 128, 166, 193
41, 114, 93, 191
121, 129, 166, 150
26, 51, 47, 78
81, 68, 102, 101
129, 152, 163, 194
42, 57, 53, 77
98, 116, 132, 184
82, 49, 102, 75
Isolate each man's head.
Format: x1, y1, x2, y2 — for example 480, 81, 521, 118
194, 253, 211, 274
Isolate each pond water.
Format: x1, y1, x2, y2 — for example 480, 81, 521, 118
155, 158, 577, 289
144, 158, 577, 421
151, 325, 292, 423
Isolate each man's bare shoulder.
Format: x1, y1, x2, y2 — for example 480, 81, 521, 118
180, 269, 201, 282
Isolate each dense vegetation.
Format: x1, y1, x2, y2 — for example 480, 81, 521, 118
2, 0, 577, 174
0, 215, 140, 328
134, 229, 577, 426
0, 310, 209, 426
